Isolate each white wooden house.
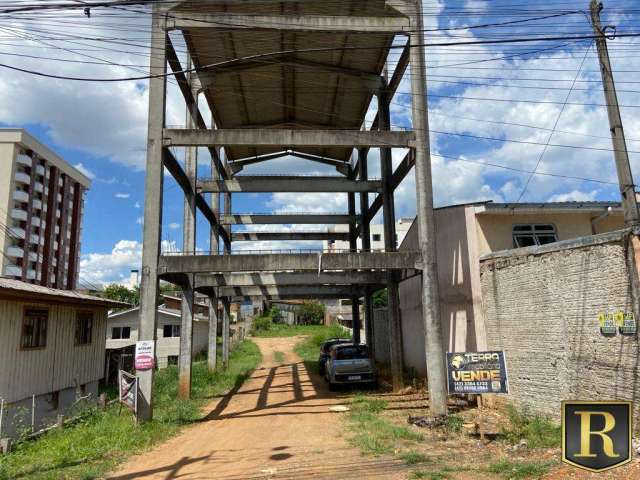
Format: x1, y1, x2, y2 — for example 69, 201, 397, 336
0, 278, 124, 440
105, 304, 210, 376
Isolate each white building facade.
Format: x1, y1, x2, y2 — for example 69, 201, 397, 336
323, 218, 413, 252
0, 129, 91, 290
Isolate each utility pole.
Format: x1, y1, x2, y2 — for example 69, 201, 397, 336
590, 0, 640, 226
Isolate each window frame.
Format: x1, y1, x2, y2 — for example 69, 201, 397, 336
163, 324, 181, 338
512, 223, 558, 248
75, 311, 94, 346
112, 326, 131, 340
21, 307, 48, 350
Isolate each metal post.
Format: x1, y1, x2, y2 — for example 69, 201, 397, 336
137, 6, 167, 422
409, 5, 448, 416
378, 85, 404, 391
222, 297, 231, 369
178, 58, 197, 400
0, 398, 4, 438
590, 0, 640, 226
31, 395, 35, 433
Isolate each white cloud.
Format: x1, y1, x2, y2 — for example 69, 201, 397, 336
73, 162, 95, 180
115, 193, 130, 199
80, 239, 175, 287
135, 201, 141, 209
548, 190, 599, 202
136, 216, 144, 225
168, 222, 180, 230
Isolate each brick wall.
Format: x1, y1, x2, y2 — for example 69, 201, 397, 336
480, 229, 640, 422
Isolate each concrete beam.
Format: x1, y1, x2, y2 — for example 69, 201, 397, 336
164, 149, 231, 247
165, 37, 228, 179
170, 14, 411, 32
217, 285, 364, 297
159, 251, 420, 274
163, 129, 415, 148
197, 176, 382, 193
231, 232, 349, 241
228, 151, 351, 176
221, 214, 356, 225
194, 271, 386, 288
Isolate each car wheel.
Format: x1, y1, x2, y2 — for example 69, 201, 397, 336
328, 381, 336, 392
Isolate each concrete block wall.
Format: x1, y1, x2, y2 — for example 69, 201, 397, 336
480, 229, 639, 422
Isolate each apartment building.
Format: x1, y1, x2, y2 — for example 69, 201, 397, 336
0, 129, 91, 289
324, 218, 413, 252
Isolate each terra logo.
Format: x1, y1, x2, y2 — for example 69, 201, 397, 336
562, 401, 632, 472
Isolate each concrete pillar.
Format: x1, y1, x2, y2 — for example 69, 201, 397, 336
178, 59, 198, 400
410, 8, 448, 415
208, 295, 218, 372
378, 84, 403, 391
224, 192, 232, 254
358, 148, 374, 353
222, 297, 231, 369
136, 6, 167, 422
347, 184, 361, 343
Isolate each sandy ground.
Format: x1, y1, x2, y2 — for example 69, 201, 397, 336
108, 336, 405, 480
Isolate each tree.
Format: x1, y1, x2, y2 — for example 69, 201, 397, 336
372, 288, 388, 309
102, 284, 139, 308
297, 301, 325, 325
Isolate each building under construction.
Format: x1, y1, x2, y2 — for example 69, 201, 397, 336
137, 0, 447, 421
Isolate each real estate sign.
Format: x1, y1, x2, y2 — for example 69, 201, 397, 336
446, 351, 509, 395
118, 370, 138, 413
135, 340, 155, 370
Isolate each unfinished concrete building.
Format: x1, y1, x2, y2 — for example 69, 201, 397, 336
138, 0, 446, 421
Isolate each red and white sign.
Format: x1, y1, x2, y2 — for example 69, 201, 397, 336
135, 340, 155, 370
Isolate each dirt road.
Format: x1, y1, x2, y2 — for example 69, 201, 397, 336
108, 336, 405, 480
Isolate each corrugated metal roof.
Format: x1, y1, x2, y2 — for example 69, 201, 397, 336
0, 277, 128, 308
176, 0, 396, 161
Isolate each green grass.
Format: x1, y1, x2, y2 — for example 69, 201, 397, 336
253, 322, 346, 339
0, 340, 261, 480
346, 394, 423, 456
411, 471, 446, 480
400, 450, 429, 465
500, 403, 561, 448
488, 459, 553, 479
445, 414, 464, 434
273, 351, 285, 363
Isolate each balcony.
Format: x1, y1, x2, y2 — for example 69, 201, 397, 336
13, 190, 29, 203
3, 265, 22, 277
15, 172, 31, 184
28, 251, 38, 262
34, 182, 44, 193
36, 165, 45, 176
32, 199, 42, 210
26, 269, 36, 280
11, 208, 27, 221
16, 154, 32, 167
9, 227, 25, 239
30, 233, 39, 244
31, 216, 41, 228
6, 246, 24, 258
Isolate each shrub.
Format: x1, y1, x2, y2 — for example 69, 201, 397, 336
298, 301, 325, 324
501, 403, 560, 448
252, 315, 273, 333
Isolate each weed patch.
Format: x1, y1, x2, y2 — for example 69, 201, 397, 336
500, 404, 560, 448
400, 450, 429, 465
273, 351, 285, 363
488, 459, 552, 479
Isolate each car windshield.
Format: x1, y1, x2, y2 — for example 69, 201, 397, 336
322, 339, 349, 353
335, 346, 369, 360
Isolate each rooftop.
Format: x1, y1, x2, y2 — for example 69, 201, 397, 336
0, 277, 128, 308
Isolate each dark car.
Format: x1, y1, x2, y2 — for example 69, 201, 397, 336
318, 338, 351, 375
324, 344, 376, 390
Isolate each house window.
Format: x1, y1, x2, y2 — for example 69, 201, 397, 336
112, 326, 131, 340
163, 324, 181, 338
21, 308, 48, 349
372, 234, 381, 242
512, 224, 558, 248
75, 312, 93, 345
167, 355, 178, 365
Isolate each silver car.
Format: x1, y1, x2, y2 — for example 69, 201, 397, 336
324, 344, 376, 390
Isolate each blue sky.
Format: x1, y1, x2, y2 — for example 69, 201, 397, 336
0, 0, 638, 286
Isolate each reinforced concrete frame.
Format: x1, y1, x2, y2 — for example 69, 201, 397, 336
137, 0, 446, 422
